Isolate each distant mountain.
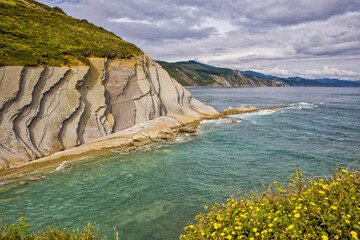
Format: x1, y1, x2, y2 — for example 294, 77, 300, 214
240, 71, 280, 79
157, 61, 360, 87
156, 60, 288, 87
241, 71, 360, 87
311, 78, 360, 87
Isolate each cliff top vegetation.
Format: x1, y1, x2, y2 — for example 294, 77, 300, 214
0, 0, 142, 66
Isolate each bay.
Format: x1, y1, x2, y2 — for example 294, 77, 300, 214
0, 87, 359, 239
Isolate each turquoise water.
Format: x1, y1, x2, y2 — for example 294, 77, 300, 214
0, 87, 359, 239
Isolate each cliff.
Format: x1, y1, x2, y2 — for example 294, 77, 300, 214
0, 0, 218, 170
156, 60, 288, 87
0, 56, 217, 169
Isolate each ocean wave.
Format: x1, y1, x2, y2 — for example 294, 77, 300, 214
51, 161, 69, 172
232, 109, 278, 119
200, 118, 234, 125
293, 102, 318, 109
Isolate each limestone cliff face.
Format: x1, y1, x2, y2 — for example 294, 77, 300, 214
0, 55, 217, 169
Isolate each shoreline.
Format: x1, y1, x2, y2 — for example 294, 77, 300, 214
0, 104, 296, 188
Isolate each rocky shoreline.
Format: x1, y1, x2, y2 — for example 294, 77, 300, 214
0, 104, 296, 188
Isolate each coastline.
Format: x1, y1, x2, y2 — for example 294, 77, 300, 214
0, 104, 296, 187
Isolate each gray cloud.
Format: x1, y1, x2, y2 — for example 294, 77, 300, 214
39, 0, 360, 80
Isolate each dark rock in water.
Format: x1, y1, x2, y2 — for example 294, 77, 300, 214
178, 127, 197, 133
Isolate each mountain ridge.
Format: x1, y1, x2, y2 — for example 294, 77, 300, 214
156, 60, 288, 87
157, 60, 360, 87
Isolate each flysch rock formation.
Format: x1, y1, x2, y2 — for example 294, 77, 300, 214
0, 55, 218, 169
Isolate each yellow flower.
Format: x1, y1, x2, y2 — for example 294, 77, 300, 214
250, 238, 254, 240
221, 232, 225, 236
341, 169, 348, 174
253, 228, 258, 232
334, 235, 339, 239
262, 230, 268, 234
310, 202, 316, 206
351, 231, 358, 238
345, 220, 350, 224
319, 190, 325, 194
268, 223, 273, 227
255, 233, 260, 236
330, 206, 337, 210
294, 213, 301, 218
288, 225, 294, 230
273, 217, 278, 222
322, 235, 328, 240
189, 225, 194, 229
232, 231, 235, 235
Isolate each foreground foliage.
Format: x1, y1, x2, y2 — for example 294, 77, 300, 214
0, 218, 107, 240
0, 0, 142, 66
181, 168, 360, 240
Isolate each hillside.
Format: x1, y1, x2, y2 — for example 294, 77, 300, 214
157, 61, 360, 87
156, 60, 288, 87
0, 0, 142, 66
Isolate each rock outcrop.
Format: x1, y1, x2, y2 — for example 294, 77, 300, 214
0, 55, 217, 169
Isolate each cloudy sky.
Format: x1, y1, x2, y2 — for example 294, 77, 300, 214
40, 0, 360, 80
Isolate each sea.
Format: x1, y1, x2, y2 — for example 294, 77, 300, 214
0, 87, 359, 239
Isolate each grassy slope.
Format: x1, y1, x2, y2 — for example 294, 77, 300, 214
156, 60, 287, 87
156, 60, 233, 86
0, 0, 142, 66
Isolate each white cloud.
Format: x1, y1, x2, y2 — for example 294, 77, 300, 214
252, 66, 359, 80
109, 17, 152, 25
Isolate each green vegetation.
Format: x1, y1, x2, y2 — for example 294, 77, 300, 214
156, 60, 287, 87
0, 217, 107, 239
156, 60, 231, 86
181, 168, 360, 240
0, 0, 142, 66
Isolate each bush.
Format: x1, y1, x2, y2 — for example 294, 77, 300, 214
0, 218, 107, 240
180, 168, 360, 239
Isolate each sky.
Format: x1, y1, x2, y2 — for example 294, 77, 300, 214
39, 0, 360, 80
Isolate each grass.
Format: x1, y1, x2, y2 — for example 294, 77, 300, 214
180, 168, 360, 240
0, 0, 142, 66
0, 217, 108, 239
156, 60, 233, 86
156, 60, 289, 87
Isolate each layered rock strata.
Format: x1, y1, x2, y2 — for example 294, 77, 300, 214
0, 55, 217, 169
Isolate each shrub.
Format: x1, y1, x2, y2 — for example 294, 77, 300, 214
0, 218, 107, 240
180, 168, 360, 239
